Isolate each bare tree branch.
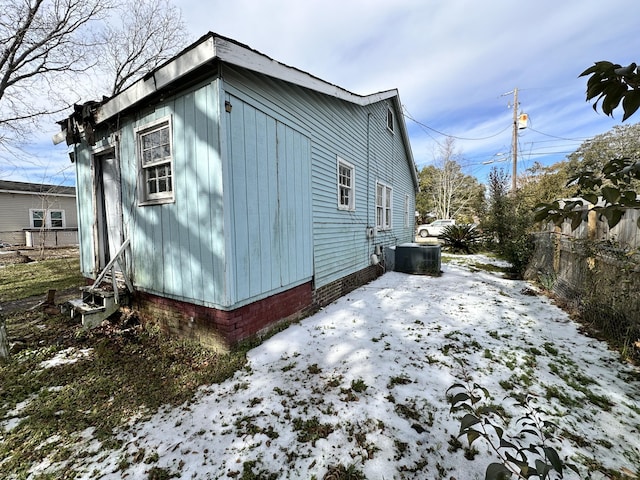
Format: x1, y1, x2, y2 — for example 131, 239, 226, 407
100, 0, 188, 96
0, 0, 114, 148
0, 0, 188, 161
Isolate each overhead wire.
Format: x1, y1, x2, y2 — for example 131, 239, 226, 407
402, 106, 511, 142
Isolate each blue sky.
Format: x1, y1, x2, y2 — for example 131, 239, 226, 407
4, 0, 640, 186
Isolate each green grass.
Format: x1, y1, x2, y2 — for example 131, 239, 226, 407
0, 257, 85, 302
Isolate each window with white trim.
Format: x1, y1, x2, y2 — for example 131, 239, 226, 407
386, 108, 394, 133
337, 156, 355, 210
376, 182, 392, 230
30, 209, 65, 228
137, 117, 173, 203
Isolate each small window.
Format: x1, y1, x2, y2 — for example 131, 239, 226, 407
337, 156, 355, 211
387, 108, 394, 133
376, 182, 392, 230
137, 116, 173, 204
30, 209, 65, 228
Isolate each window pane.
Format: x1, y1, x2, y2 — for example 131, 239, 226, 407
50, 211, 63, 227
32, 210, 44, 228
141, 125, 170, 165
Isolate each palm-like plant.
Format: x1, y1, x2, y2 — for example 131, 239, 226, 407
440, 224, 482, 254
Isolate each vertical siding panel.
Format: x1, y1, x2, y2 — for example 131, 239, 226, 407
184, 91, 204, 302
171, 96, 187, 297
195, 84, 217, 304
230, 103, 250, 300
255, 111, 273, 292
276, 121, 290, 286
75, 149, 94, 276
301, 136, 313, 276
211, 83, 226, 305
266, 116, 281, 289
243, 106, 262, 297
293, 131, 305, 279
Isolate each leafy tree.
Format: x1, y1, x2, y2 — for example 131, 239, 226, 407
483, 167, 534, 277
563, 123, 640, 190
416, 164, 438, 222
416, 137, 484, 222
518, 161, 575, 211
535, 62, 640, 229
483, 168, 512, 248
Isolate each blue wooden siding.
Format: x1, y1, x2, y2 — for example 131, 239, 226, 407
222, 66, 416, 287
80, 80, 228, 308
223, 93, 313, 304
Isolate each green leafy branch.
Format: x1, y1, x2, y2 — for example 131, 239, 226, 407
447, 380, 579, 480
534, 156, 640, 230
581, 61, 640, 121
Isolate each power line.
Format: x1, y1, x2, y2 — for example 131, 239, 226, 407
402, 106, 511, 142
526, 127, 592, 142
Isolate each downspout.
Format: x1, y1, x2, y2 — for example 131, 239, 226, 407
367, 113, 371, 230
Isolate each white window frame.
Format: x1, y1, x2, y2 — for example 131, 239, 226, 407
136, 115, 174, 205
386, 108, 395, 133
30, 209, 66, 229
337, 156, 355, 211
376, 181, 392, 231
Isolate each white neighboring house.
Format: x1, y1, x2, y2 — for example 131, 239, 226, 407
0, 180, 78, 247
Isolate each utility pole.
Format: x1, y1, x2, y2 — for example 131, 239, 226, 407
511, 87, 518, 192
500, 88, 520, 192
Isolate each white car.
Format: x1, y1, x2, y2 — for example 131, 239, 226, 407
416, 219, 455, 238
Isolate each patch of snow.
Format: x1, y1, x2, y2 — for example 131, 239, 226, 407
38, 347, 93, 369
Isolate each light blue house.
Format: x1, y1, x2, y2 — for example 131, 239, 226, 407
59, 33, 418, 350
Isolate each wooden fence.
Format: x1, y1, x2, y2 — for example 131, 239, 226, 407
552, 206, 639, 250
529, 206, 640, 360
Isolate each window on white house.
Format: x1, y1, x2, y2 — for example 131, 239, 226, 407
387, 108, 394, 133
337, 156, 355, 210
137, 117, 173, 203
376, 182, 392, 230
30, 209, 65, 228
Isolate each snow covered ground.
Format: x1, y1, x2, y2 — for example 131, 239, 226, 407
30, 254, 640, 479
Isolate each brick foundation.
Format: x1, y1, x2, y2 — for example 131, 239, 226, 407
312, 264, 381, 308
133, 264, 382, 351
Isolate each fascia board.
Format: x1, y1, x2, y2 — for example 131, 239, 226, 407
95, 37, 217, 124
